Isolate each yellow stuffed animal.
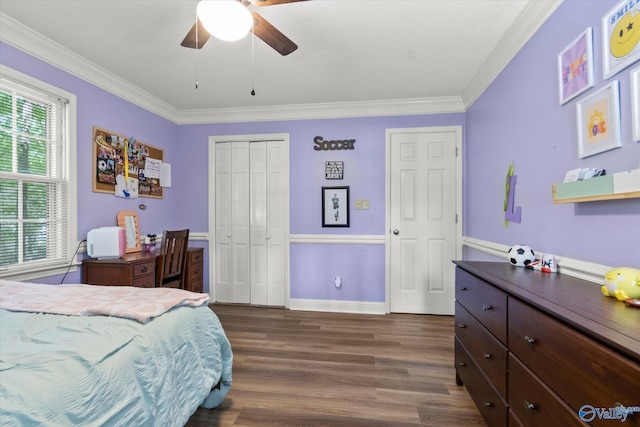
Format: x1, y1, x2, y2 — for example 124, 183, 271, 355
602, 267, 640, 301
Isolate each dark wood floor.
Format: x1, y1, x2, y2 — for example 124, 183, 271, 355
186, 304, 486, 427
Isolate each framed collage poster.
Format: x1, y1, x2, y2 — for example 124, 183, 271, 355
558, 28, 594, 105
602, 0, 640, 79
576, 82, 621, 158
322, 186, 349, 227
93, 126, 164, 198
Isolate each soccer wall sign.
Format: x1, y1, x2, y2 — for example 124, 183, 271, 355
313, 136, 356, 151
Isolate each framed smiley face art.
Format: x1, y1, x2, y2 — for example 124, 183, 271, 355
602, 0, 640, 79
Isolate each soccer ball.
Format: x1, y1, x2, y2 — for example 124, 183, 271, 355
508, 245, 536, 267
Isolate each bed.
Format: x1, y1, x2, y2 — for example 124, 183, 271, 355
0, 279, 233, 427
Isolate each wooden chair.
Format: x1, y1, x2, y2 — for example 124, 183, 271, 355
156, 229, 189, 289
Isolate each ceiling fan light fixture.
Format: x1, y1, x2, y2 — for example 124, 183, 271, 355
197, 0, 253, 42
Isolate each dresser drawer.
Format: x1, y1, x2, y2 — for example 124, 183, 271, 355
132, 274, 155, 288
188, 260, 202, 279
456, 302, 507, 398
508, 354, 584, 427
455, 338, 508, 426
133, 260, 155, 278
189, 249, 203, 265
456, 267, 508, 343
509, 297, 640, 419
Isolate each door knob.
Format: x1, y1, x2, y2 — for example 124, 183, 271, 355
393, 229, 400, 235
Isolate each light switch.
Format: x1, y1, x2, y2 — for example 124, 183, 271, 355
362, 199, 370, 209
355, 199, 363, 209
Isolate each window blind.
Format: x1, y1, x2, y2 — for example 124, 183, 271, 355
0, 76, 71, 273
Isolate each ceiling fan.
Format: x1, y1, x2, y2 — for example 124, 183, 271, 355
181, 0, 306, 56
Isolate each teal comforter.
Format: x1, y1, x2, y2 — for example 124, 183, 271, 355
0, 305, 232, 426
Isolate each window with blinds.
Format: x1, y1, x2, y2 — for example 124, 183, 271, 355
0, 67, 77, 279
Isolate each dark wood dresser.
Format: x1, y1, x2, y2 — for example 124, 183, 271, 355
183, 247, 204, 293
454, 261, 640, 427
82, 248, 204, 292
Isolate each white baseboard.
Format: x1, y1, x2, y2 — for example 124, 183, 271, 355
462, 236, 610, 285
289, 298, 387, 315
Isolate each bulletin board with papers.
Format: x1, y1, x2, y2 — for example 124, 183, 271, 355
92, 126, 165, 199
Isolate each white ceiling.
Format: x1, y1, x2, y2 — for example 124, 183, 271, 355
0, 0, 561, 123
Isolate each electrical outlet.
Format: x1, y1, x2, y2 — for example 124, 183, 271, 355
362, 199, 370, 209
354, 199, 363, 209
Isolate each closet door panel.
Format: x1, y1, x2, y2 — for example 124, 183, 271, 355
250, 142, 268, 305
215, 143, 233, 302
266, 141, 287, 306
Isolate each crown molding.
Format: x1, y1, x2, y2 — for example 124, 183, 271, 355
0, 13, 179, 122
2, 1, 559, 124
175, 96, 465, 124
0, 12, 466, 124
462, 0, 563, 110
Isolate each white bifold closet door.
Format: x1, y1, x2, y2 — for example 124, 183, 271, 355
215, 140, 287, 306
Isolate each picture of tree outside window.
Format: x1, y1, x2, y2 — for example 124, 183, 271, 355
322, 186, 349, 227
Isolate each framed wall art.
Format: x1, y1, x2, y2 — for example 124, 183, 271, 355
576, 81, 622, 158
558, 28, 594, 105
632, 66, 640, 142
602, 0, 640, 79
322, 186, 349, 227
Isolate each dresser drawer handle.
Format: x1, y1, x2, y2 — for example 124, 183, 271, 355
140, 266, 148, 273
524, 336, 536, 344
482, 304, 492, 311
525, 401, 536, 410
459, 286, 467, 291
458, 323, 466, 328
483, 402, 493, 408
459, 362, 466, 367
483, 352, 492, 359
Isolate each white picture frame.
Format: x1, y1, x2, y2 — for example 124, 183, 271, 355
632, 66, 640, 142
602, 0, 640, 79
576, 81, 622, 158
558, 28, 594, 105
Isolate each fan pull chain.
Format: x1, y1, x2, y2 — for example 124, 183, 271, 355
250, 20, 256, 96
195, 16, 199, 89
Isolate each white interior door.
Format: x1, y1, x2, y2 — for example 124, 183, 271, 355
388, 128, 459, 315
214, 136, 288, 306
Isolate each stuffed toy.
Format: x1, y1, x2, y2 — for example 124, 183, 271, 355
602, 267, 640, 301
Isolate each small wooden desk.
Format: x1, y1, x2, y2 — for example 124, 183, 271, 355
81, 248, 203, 292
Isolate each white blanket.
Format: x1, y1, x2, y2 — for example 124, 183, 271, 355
0, 279, 210, 323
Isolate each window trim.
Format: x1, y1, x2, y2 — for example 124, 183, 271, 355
0, 65, 77, 281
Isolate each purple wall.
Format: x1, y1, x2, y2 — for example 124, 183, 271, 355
1, 42, 178, 284
466, 0, 640, 267
176, 114, 464, 299
2, 0, 637, 297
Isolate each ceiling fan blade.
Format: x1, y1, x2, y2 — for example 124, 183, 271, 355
180, 19, 212, 49
251, 11, 298, 56
252, 0, 307, 6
